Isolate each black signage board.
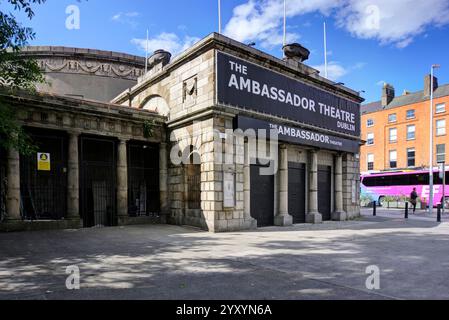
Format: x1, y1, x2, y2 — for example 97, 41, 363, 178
235, 116, 360, 154
217, 51, 361, 137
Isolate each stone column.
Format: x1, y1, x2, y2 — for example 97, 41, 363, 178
332, 153, 347, 221
159, 142, 169, 216
5, 148, 21, 221
66, 132, 80, 221
243, 141, 257, 229
306, 150, 322, 224
117, 139, 128, 223
275, 144, 293, 226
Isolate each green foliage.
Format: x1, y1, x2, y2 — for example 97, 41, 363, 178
143, 120, 156, 138
0, 101, 37, 155
0, 0, 47, 154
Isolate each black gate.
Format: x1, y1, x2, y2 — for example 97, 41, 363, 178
288, 162, 306, 224
0, 147, 6, 221
127, 142, 160, 216
20, 130, 68, 220
318, 165, 332, 221
80, 136, 116, 228
250, 162, 274, 227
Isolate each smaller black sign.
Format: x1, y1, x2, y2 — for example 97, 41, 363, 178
235, 116, 360, 154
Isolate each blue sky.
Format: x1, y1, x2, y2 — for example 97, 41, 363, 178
3, 0, 449, 103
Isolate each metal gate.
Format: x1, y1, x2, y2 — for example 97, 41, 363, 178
80, 136, 116, 228
0, 147, 6, 221
318, 165, 332, 221
288, 162, 306, 224
127, 142, 160, 216
250, 162, 274, 227
20, 130, 68, 220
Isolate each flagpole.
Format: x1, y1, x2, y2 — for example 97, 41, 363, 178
145, 29, 149, 73
218, 0, 222, 34
324, 22, 328, 78
283, 0, 287, 46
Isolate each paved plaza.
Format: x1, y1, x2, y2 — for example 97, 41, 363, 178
1, 212, 449, 300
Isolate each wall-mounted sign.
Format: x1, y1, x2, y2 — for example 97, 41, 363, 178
223, 171, 235, 208
235, 116, 360, 154
217, 51, 361, 137
37, 153, 51, 171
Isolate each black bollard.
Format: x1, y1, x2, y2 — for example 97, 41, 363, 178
373, 201, 377, 216
437, 205, 442, 223
405, 202, 409, 219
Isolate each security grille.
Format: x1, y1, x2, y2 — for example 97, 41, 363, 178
80, 136, 117, 228
186, 164, 201, 210
127, 142, 160, 217
0, 147, 6, 221
19, 131, 68, 220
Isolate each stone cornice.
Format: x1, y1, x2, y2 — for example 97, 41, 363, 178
19, 46, 145, 81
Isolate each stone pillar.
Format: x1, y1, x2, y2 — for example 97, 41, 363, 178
243, 141, 257, 229
159, 142, 169, 216
67, 132, 80, 221
275, 144, 293, 226
332, 154, 347, 221
5, 148, 21, 221
117, 139, 128, 223
306, 150, 322, 224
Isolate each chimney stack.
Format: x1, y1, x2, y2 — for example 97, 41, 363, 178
381, 83, 395, 107
424, 74, 438, 97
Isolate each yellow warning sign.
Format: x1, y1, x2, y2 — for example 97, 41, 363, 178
37, 153, 51, 171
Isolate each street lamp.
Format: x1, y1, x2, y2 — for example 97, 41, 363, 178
429, 64, 441, 215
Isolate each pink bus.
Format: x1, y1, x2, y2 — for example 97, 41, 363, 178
361, 169, 449, 208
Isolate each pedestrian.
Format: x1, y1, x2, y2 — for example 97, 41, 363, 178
410, 188, 419, 213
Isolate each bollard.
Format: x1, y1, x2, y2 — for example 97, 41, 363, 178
373, 201, 377, 216
437, 205, 442, 223
405, 202, 409, 219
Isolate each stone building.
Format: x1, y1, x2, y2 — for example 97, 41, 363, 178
0, 33, 363, 232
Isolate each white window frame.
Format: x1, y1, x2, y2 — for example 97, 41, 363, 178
388, 113, 397, 123
367, 119, 374, 127
389, 128, 398, 143
407, 148, 416, 167
406, 109, 415, 119
389, 150, 398, 168
436, 144, 446, 164
367, 154, 374, 171
436, 119, 446, 136
366, 133, 374, 146
407, 125, 416, 140
436, 103, 446, 114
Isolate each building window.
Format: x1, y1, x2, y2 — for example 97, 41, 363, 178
437, 144, 446, 164
367, 119, 374, 127
436, 103, 446, 114
367, 133, 374, 146
389, 150, 397, 169
407, 125, 416, 140
367, 154, 374, 171
407, 148, 416, 167
406, 109, 415, 119
389, 128, 397, 142
388, 113, 397, 123
436, 119, 446, 136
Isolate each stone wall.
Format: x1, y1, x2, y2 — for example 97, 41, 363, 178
343, 154, 361, 219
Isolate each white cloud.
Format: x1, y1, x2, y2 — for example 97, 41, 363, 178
111, 12, 140, 28
131, 32, 200, 56
312, 61, 348, 81
312, 61, 366, 81
224, 0, 449, 49
224, 0, 334, 48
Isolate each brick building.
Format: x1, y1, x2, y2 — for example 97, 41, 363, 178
361, 76, 449, 174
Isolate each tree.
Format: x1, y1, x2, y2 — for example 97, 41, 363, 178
0, 0, 47, 155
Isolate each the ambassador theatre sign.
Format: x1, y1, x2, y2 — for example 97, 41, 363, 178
216, 51, 361, 153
